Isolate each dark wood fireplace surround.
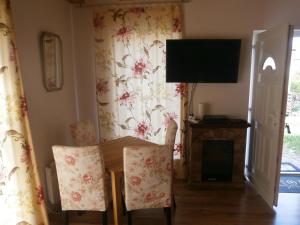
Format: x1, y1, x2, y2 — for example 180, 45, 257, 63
186, 119, 250, 189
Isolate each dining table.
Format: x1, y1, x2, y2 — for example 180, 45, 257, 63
100, 136, 158, 225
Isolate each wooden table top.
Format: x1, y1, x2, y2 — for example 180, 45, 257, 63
100, 136, 158, 172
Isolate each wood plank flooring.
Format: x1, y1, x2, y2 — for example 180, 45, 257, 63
50, 182, 300, 225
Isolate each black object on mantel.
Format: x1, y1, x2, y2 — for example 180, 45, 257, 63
189, 116, 251, 129
202, 115, 229, 123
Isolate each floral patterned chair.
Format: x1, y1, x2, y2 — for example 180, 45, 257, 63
123, 145, 173, 225
52, 145, 108, 225
69, 120, 97, 146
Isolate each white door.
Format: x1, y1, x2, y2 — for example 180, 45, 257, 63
249, 25, 293, 208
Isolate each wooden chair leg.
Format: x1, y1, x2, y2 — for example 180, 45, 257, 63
63, 211, 69, 225
127, 210, 132, 225
121, 193, 127, 215
173, 194, 177, 209
165, 207, 171, 225
102, 211, 108, 225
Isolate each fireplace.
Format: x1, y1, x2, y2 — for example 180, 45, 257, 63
202, 140, 234, 182
186, 119, 250, 189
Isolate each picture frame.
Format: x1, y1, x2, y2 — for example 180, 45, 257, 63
40, 32, 63, 92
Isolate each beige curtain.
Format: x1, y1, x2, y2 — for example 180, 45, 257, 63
93, 3, 188, 178
0, 1, 49, 224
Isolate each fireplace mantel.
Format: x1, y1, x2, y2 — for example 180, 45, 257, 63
186, 119, 250, 189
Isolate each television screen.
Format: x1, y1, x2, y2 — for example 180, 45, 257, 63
166, 39, 241, 83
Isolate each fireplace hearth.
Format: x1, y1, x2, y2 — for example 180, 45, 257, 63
186, 119, 250, 189
202, 140, 234, 182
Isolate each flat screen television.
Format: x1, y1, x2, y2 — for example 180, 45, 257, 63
166, 39, 241, 83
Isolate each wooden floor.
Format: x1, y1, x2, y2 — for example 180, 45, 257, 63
50, 182, 300, 225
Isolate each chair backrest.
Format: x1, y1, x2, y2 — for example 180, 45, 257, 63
165, 119, 178, 147
69, 120, 97, 146
52, 145, 107, 211
123, 145, 173, 211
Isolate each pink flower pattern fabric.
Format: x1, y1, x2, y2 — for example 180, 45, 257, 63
94, 5, 188, 178
124, 145, 173, 211
69, 120, 97, 146
165, 119, 178, 147
52, 145, 108, 211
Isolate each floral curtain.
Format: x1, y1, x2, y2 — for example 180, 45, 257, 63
93, 4, 188, 178
0, 1, 49, 224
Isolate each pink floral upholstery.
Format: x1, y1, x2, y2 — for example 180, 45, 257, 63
69, 120, 97, 146
165, 119, 178, 147
123, 145, 173, 211
52, 145, 108, 211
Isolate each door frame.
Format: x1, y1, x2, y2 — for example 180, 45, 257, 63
245, 30, 264, 177
272, 26, 294, 206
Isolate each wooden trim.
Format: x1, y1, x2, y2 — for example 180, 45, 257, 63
66, 0, 85, 4
67, 0, 190, 7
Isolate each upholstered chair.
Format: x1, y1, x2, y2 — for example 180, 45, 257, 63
123, 145, 173, 225
165, 119, 178, 147
52, 145, 108, 225
69, 120, 97, 146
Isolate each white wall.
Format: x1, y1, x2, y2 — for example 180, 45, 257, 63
183, 0, 265, 119
72, 7, 99, 135
262, 0, 300, 29
11, 0, 77, 192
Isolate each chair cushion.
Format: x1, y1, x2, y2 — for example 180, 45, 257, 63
52, 145, 108, 211
124, 145, 172, 210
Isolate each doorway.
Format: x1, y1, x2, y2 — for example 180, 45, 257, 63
279, 30, 300, 194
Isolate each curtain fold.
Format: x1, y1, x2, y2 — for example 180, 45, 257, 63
0, 1, 49, 224
93, 3, 188, 178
